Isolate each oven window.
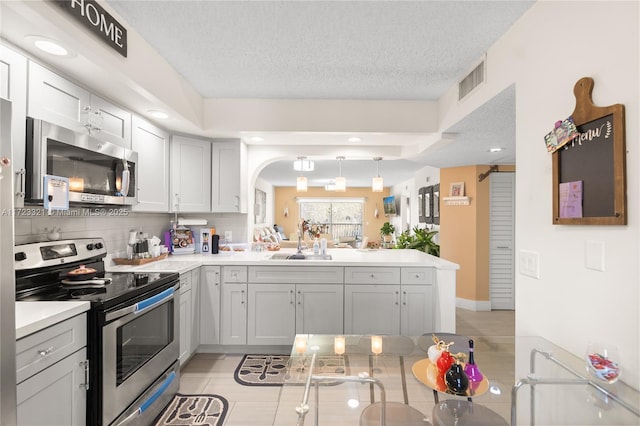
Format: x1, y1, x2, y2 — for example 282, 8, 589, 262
116, 300, 174, 385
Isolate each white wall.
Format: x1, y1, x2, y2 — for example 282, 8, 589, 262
438, 1, 639, 389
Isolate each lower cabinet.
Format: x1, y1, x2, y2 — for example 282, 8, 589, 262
344, 284, 401, 335
199, 266, 221, 345
295, 284, 344, 334
178, 271, 192, 365
16, 313, 87, 426
17, 348, 87, 425
190, 267, 201, 353
220, 282, 247, 345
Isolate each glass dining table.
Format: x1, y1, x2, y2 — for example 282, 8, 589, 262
271, 334, 640, 426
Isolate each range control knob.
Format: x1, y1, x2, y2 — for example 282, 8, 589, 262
95, 242, 104, 249
86, 243, 95, 250
15, 252, 27, 261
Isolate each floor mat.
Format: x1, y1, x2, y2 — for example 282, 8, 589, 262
154, 393, 228, 426
234, 354, 349, 386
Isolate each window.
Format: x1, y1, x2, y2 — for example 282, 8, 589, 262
298, 198, 364, 241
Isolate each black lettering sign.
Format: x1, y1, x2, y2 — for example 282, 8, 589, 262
56, 0, 127, 57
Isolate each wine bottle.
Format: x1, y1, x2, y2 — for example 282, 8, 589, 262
464, 339, 484, 384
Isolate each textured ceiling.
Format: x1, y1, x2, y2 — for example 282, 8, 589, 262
103, 1, 533, 186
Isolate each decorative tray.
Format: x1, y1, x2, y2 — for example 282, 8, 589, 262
412, 358, 489, 397
112, 253, 168, 265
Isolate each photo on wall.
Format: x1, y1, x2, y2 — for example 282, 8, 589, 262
383, 196, 397, 216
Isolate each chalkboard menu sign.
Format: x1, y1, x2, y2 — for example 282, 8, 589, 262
552, 77, 626, 225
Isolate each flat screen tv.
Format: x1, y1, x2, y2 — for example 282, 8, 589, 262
383, 196, 397, 215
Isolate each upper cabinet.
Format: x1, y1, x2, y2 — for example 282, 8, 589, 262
0, 43, 28, 206
170, 134, 212, 212
132, 116, 170, 212
27, 61, 131, 149
211, 139, 247, 213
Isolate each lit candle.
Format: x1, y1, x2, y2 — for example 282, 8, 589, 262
334, 336, 346, 355
371, 335, 383, 355
294, 335, 307, 354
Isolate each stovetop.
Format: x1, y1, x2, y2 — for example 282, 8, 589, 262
16, 271, 180, 309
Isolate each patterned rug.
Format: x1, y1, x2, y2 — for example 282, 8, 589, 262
234, 354, 349, 386
154, 393, 228, 426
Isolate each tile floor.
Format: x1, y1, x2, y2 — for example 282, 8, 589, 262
178, 308, 515, 425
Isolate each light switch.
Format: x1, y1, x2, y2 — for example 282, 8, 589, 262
585, 240, 605, 271
519, 250, 540, 279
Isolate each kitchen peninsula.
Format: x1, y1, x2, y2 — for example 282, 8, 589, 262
106, 248, 458, 358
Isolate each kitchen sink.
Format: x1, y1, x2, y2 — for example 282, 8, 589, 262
269, 253, 332, 260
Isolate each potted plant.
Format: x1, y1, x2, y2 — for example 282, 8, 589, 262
380, 222, 395, 243
395, 226, 440, 256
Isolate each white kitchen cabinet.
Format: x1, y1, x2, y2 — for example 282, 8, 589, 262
131, 115, 170, 212
170, 134, 211, 212
16, 313, 87, 426
0, 43, 28, 206
27, 61, 132, 149
211, 139, 247, 213
247, 266, 344, 344
190, 267, 201, 354
200, 266, 221, 345
344, 284, 401, 335
248, 283, 296, 345
178, 272, 192, 365
400, 268, 434, 335
220, 266, 248, 345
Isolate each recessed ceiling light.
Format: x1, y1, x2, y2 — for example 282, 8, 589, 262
27, 36, 75, 57
148, 110, 169, 119
489, 147, 503, 153
348, 137, 361, 142
249, 136, 264, 142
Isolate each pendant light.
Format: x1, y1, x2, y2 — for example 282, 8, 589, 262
334, 156, 346, 192
372, 157, 383, 192
296, 156, 308, 192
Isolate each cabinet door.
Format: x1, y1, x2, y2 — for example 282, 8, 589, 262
344, 284, 401, 335
90, 95, 132, 148
179, 289, 191, 365
27, 61, 90, 131
170, 135, 211, 212
190, 268, 201, 354
131, 115, 170, 211
400, 284, 433, 335
295, 284, 343, 334
17, 348, 86, 426
211, 140, 246, 213
0, 44, 27, 206
220, 283, 247, 345
200, 266, 221, 345
248, 283, 295, 345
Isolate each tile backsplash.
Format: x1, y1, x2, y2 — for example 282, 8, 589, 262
13, 208, 250, 257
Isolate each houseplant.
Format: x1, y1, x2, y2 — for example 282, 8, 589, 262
395, 226, 440, 257
380, 222, 395, 243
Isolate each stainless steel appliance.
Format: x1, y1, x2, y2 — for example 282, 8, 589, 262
0, 98, 18, 424
15, 238, 179, 425
25, 117, 137, 206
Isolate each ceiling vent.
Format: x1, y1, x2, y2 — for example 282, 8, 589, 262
458, 58, 486, 101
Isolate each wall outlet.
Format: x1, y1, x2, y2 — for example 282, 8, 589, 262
224, 231, 232, 242
585, 240, 605, 271
519, 250, 540, 279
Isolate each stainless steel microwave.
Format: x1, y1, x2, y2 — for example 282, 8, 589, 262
25, 117, 137, 206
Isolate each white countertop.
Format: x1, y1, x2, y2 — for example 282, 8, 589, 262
16, 301, 90, 339
105, 248, 460, 274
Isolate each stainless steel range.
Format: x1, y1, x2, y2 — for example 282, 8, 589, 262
15, 238, 180, 426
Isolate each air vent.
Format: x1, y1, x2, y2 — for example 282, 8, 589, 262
458, 60, 485, 101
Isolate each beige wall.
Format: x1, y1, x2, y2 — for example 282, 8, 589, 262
274, 186, 391, 243
440, 165, 515, 303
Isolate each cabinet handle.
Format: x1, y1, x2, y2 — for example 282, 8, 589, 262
290, 290, 294, 305
395, 291, 399, 305
241, 289, 245, 304
38, 346, 53, 357
174, 193, 180, 212
370, 274, 375, 279
403, 291, 407, 305
297, 290, 302, 305
234, 195, 240, 211
15, 169, 25, 198
414, 274, 420, 278
80, 360, 90, 390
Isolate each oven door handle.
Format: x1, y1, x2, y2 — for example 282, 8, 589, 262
114, 370, 176, 426
105, 285, 177, 322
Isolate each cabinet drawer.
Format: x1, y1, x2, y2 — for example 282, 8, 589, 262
248, 266, 343, 284
223, 266, 248, 283
401, 268, 435, 285
180, 272, 192, 293
16, 314, 86, 384
344, 267, 400, 284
